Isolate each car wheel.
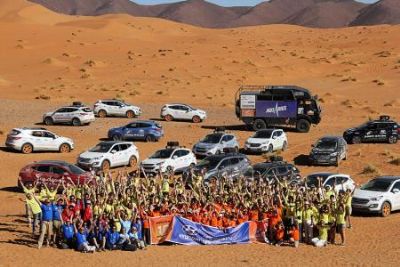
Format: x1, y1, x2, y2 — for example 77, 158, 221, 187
98, 110, 107, 118
352, 136, 361, 144
112, 134, 122, 141
282, 141, 288, 151
59, 143, 71, 153
381, 201, 391, 217
21, 143, 33, 154
126, 110, 135, 118
128, 156, 137, 168
296, 119, 310, 133
192, 115, 201, 123
164, 114, 173, 122
44, 117, 53, 125
145, 135, 154, 142
72, 118, 81, 126
252, 119, 266, 131
101, 160, 110, 172
267, 144, 273, 153
388, 136, 397, 144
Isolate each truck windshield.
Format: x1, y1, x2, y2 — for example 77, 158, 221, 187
360, 179, 392, 192
201, 134, 222, 144
253, 130, 273, 139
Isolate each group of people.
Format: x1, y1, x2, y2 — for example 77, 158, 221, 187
19, 166, 353, 252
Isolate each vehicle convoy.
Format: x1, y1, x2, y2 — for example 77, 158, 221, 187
94, 99, 142, 118
107, 120, 164, 142
244, 129, 288, 154
352, 176, 400, 217
309, 136, 347, 166
43, 102, 95, 126
343, 115, 399, 144
19, 160, 92, 186
305, 172, 356, 193
235, 85, 321, 132
243, 156, 300, 183
77, 141, 139, 171
141, 142, 197, 175
160, 103, 207, 123
5, 128, 74, 154
192, 128, 239, 157
194, 149, 251, 182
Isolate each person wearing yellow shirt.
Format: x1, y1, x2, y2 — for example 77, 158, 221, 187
336, 204, 346, 246
302, 201, 314, 244
18, 177, 37, 225
344, 188, 353, 229
20, 193, 42, 236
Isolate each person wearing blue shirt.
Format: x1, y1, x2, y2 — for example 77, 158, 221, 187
133, 218, 143, 241
60, 221, 74, 249
119, 213, 132, 234
74, 222, 96, 253
52, 200, 64, 246
105, 226, 120, 250
38, 198, 53, 249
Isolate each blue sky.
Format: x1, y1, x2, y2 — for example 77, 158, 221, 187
134, 0, 378, 7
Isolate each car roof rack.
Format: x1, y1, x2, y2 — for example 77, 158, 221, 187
214, 127, 226, 133
222, 147, 237, 154
166, 141, 181, 148
71, 101, 84, 107
379, 115, 390, 121
267, 155, 284, 163
22, 127, 47, 130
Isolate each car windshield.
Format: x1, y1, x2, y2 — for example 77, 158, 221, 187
253, 130, 273, 139
360, 179, 392, 192
201, 134, 222, 144
67, 164, 86, 175
315, 139, 337, 150
197, 157, 221, 170
306, 174, 331, 187
150, 149, 174, 159
89, 143, 113, 153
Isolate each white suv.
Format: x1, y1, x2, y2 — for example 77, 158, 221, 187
352, 176, 400, 217
77, 141, 139, 171
305, 172, 356, 193
141, 142, 197, 174
5, 128, 74, 154
244, 129, 287, 153
161, 103, 206, 123
43, 103, 95, 126
94, 99, 141, 118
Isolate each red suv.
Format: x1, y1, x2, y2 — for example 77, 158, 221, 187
19, 160, 93, 186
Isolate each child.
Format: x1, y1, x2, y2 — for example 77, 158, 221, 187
289, 223, 300, 248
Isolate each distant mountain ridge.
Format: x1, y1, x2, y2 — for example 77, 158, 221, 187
29, 0, 400, 28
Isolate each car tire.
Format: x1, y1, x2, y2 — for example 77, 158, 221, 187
126, 110, 135, 118
381, 201, 391, 217
267, 144, 273, 153
21, 143, 33, 154
101, 160, 110, 172
112, 134, 122, 141
352, 136, 361, 144
145, 135, 154, 142
72, 118, 81, 126
296, 119, 310, 133
44, 117, 53, 125
59, 143, 71, 153
192, 116, 201, 123
98, 110, 107, 118
388, 136, 397, 144
282, 141, 288, 151
164, 114, 173, 122
128, 156, 137, 168
252, 119, 267, 131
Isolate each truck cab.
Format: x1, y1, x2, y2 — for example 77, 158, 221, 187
235, 85, 321, 132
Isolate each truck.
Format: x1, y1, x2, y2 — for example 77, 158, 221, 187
235, 85, 322, 132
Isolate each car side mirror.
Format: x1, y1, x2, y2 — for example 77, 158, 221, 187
111, 150, 117, 154
173, 155, 178, 159
393, 188, 400, 194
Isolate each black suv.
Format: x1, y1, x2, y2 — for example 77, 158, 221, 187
309, 136, 348, 166
343, 116, 399, 144
243, 156, 301, 183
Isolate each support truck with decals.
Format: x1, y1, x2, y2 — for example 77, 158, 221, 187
235, 85, 321, 132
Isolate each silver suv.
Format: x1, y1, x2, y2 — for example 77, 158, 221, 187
192, 128, 239, 157
94, 99, 141, 118
43, 102, 95, 126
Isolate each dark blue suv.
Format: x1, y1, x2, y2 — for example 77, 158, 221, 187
108, 120, 163, 142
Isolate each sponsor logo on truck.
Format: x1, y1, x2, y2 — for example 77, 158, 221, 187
255, 101, 297, 118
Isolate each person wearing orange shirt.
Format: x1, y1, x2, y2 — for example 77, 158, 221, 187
275, 222, 285, 246
201, 212, 210, 225
289, 223, 300, 248
210, 212, 219, 227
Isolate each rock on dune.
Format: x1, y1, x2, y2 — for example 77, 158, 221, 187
350, 0, 400, 26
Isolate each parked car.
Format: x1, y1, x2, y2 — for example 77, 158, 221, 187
305, 172, 356, 193
343, 115, 399, 144
192, 128, 239, 157
5, 127, 74, 154
244, 129, 288, 154
352, 176, 400, 217
309, 136, 347, 166
243, 157, 300, 183
77, 141, 139, 171
194, 150, 250, 182
140, 142, 197, 175
42, 102, 95, 126
107, 120, 163, 142
19, 160, 92, 186
94, 99, 141, 118
160, 103, 206, 123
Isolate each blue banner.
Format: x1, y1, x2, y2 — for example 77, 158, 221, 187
167, 216, 253, 245
255, 101, 297, 118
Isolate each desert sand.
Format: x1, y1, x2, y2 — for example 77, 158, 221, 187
0, 0, 400, 266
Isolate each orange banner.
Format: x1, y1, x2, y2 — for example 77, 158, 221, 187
149, 215, 173, 244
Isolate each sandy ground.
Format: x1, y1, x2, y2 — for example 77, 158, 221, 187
0, 0, 400, 266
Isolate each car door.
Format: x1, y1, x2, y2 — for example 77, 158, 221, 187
376, 123, 388, 142
221, 135, 234, 149
101, 101, 113, 115
33, 165, 51, 180
64, 108, 77, 122
180, 105, 192, 120
42, 131, 58, 150
390, 181, 400, 210
363, 123, 379, 142
49, 165, 66, 182
30, 130, 46, 150
271, 131, 282, 149
124, 123, 138, 140
53, 108, 68, 122
229, 157, 241, 178
115, 101, 126, 116
217, 158, 231, 177
109, 144, 122, 167
171, 150, 184, 170
118, 144, 130, 166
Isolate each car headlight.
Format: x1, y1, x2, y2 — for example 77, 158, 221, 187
92, 157, 102, 161
370, 196, 383, 201
330, 152, 338, 157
